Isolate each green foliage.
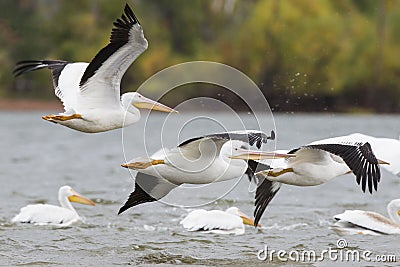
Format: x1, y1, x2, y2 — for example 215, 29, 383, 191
0, 0, 399, 112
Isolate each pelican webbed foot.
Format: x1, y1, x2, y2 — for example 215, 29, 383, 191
121, 159, 165, 170
42, 114, 83, 121
257, 168, 294, 178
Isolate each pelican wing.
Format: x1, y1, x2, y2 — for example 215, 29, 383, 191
254, 178, 281, 226
347, 133, 400, 176
12, 204, 77, 225
13, 60, 68, 88
13, 60, 87, 112
178, 130, 275, 149
245, 159, 271, 183
330, 221, 383, 236
175, 137, 228, 161
78, 4, 148, 108
180, 209, 243, 232
175, 130, 275, 164
245, 160, 260, 183
118, 172, 177, 214
245, 150, 289, 184
295, 142, 380, 193
334, 210, 400, 235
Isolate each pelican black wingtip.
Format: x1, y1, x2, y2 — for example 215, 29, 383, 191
269, 130, 276, 140
117, 206, 126, 215
124, 3, 140, 25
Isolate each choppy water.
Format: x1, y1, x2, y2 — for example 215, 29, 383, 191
1, 111, 399, 266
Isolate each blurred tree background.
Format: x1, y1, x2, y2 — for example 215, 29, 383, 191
0, 0, 399, 112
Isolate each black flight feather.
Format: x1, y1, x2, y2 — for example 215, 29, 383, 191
13, 60, 68, 88
118, 181, 156, 215
254, 178, 281, 227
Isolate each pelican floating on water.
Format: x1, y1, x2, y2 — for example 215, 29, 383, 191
13, 4, 176, 133
119, 130, 278, 214
331, 199, 400, 235
252, 134, 389, 226
180, 207, 258, 235
12, 185, 95, 226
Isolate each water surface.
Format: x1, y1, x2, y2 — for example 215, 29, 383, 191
1, 112, 399, 266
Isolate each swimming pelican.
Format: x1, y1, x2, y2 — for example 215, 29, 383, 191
12, 185, 95, 226
118, 130, 279, 214
13, 4, 176, 133
180, 207, 258, 235
331, 199, 400, 235
252, 134, 389, 226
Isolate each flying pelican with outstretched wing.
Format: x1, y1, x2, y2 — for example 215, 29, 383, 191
14, 4, 176, 133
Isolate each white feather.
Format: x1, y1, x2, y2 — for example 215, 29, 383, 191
54, 62, 88, 113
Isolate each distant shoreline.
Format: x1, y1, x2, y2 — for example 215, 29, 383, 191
0, 99, 62, 111
0, 99, 397, 114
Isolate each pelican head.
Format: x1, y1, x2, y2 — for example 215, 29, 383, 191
226, 207, 260, 227
122, 92, 177, 113
220, 141, 249, 162
59, 185, 95, 206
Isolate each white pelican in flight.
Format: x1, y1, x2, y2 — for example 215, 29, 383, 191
331, 199, 400, 235
13, 4, 176, 133
252, 134, 390, 226
12, 185, 95, 226
118, 130, 279, 214
180, 207, 259, 235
